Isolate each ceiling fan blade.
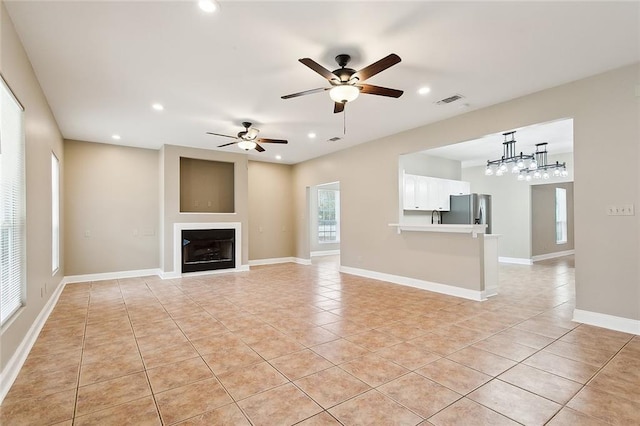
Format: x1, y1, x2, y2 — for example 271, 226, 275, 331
352, 53, 401, 82
358, 84, 404, 98
254, 144, 266, 152
206, 132, 237, 139
281, 87, 330, 99
334, 102, 345, 114
257, 138, 288, 144
299, 58, 339, 81
217, 141, 238, 148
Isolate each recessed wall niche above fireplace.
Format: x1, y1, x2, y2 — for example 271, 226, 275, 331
173, 222, 243, 275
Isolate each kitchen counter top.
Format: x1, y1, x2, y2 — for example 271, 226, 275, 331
388, 223, 488, 238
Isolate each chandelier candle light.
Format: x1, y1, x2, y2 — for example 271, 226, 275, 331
485, 131, 568, 181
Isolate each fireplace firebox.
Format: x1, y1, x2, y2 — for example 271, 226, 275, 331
181, 229, 235, 273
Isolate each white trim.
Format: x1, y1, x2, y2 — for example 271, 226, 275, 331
63, 268, 160, 284
249, 257, 296, 266
389, 223, 486, 238
499, 257, 533, 265
0, 279, 66, 404
173, 222, 242, 277
178, 266, 250, 277
339, 265, 484, 301
573, 309, 640, 335
532, 250, 575, 262
294, 258, 312, 266
310, 250, 340, 257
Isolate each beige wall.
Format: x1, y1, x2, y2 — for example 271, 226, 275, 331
64, 139, 159, 275
293, 63, 640, 321
532, 182, 575, 256
161, 145, 249, 272
400, 153, 462, 180
180, 157, 234, 213
247, 161, 295, 261
293, 140, 485, 291
0, 3, 65, 372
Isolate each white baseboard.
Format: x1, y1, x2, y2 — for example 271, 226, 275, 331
499, 257, 533, 265
249, 257, 297, 266
65, 265, 256, 283
532, 250, 575, 262
0, 279, 66, 404
294, 258, 312, 266
63, 268, 161, 284
161, 265, 251, 279
573, 309, 640, 335
310, 250, 340, 257
339, 265, 484, 301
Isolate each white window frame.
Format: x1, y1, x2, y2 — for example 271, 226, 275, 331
1, 75, 26, 326
317, 189, 340, 244
52, 153, 60, 273
555, 187, 568, 244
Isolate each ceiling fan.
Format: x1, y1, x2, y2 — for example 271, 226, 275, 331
206, 122, 288, 152
282, 53, 404, 113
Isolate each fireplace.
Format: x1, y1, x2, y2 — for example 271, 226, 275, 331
181, 229, 235, 273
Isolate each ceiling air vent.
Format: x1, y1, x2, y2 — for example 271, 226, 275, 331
327, 136, 342, 142
436, 94, 464, 105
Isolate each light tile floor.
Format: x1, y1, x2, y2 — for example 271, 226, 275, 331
2, 255, 639, 425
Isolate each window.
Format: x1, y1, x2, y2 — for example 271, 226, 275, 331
52, 153, 60, 273
556, 187, 567, 244
1, 76, 26, 325
318, 189, 340, 243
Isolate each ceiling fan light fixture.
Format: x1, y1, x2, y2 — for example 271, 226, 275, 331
245, 127, 259, 140
237, 140, 257, 151
198, 0, 218, 13
329, 85, 360, 103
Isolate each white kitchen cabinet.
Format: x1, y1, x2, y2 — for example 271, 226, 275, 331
403, 173, 470, 211
403, 174, 431, 210
423, 177, 447, 211
449, 180, 471, 196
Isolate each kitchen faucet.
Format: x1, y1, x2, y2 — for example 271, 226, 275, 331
431, 210, 441, 224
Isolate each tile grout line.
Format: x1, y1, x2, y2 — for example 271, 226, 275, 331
70, 282, 92, 426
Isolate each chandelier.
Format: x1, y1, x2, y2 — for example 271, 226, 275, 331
517, 142, 568, 181
485, 131, 535, 176
485, 131, 568, 181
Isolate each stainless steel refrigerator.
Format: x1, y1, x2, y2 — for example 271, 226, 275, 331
442, 194, 492, 234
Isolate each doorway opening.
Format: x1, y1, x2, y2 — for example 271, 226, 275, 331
309, 182, 341, 260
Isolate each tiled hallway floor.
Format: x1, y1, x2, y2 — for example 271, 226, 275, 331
2, 255, 639, 425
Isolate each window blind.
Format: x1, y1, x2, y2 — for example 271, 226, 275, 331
1, 76, 26, 325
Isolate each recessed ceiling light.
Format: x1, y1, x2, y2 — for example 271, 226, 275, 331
152, 103, 164, 111
275, 155, 282, 160
112, 134, 121, 140
308, 132, 316, 139
418, 87, 431, 95
198, 0, 218, 13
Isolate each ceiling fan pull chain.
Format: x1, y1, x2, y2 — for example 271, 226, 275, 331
343, 107, 346, 135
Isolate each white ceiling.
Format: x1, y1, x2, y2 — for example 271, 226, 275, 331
424, 118, 574, 168
5, 1, 639, 164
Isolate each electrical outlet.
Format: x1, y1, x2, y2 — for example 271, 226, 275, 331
606, 206, 616, 216
84, 230, 91, 238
